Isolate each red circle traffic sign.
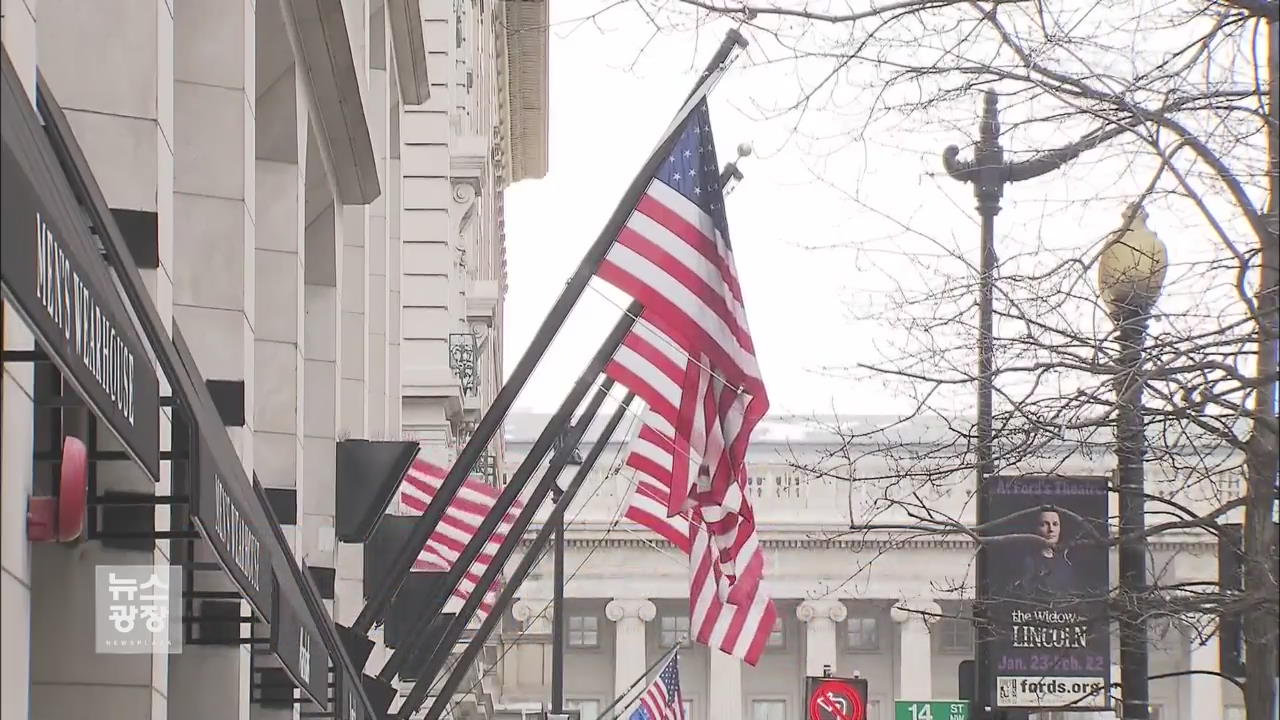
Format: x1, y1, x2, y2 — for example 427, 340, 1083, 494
808, 680, 865, 720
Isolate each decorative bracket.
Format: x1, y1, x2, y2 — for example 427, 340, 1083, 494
448, 332, 479, 397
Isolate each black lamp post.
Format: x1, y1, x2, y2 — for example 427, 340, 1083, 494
1098, 204, 1167, 720
551, 433, 584, 716
942, 90, 1092, 720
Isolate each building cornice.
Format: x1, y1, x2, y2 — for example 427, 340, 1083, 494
501, 0, 548, 182
385, 0, 430, 104
281, 0, 381, 203
517, 534, 1216, 553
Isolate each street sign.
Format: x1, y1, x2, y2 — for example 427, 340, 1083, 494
806, 676, 868, 720
895, 701, 970, 720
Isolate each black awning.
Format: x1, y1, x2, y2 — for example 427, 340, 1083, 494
335, 439, 420, 543
0, 48, 161, 481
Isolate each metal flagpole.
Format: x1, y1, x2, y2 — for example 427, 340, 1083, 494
397, 375, 621, 691
403, 392, 639, 720
348, 28, 749, 639
376, 308, 637, 683
552, 477, 567, 714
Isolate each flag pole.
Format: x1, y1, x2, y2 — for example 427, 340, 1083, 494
348, 27, 749, 638
403, 392, 639, 720
387, 371, 622, 689
375, 306, 638, 683
593, 644, 682, 720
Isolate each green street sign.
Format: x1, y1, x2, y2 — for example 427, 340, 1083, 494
894, 701, 970, 720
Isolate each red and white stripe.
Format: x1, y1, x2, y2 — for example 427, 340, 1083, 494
619, 409, 776, 666
398, 458, 523, 622
608, 319, 766, 606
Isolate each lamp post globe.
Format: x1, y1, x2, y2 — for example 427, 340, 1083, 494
1098, 204, 1168, 316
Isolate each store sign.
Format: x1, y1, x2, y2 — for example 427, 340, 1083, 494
0, 140, 160, 481
985, 475, 1111, 710
271, 583, 330, 707
191, 437, 274, 618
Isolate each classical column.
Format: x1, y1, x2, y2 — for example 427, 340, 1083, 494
892, 600, 942, 700
709, 648, 743, 719
1188, 630, 1223, 717
606, 599, 656, 703
797, 599, 848, 677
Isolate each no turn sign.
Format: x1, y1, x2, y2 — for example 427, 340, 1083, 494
805, 676, 869, 720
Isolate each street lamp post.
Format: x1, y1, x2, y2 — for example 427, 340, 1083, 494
551, 433, 585, 717
942, 90, 1093, 720
1097, 204, 1168, 720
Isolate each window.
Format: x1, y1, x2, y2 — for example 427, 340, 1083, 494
751, 699, 786, 720
660, 615, 690, 647
682, 700, 694, 720
767, 615, 785, 648
936, 616, 975, 653
846, 616, 880, 650
866, 700, 882, 720
568, 615, 599, 648
567, 699, 600, 718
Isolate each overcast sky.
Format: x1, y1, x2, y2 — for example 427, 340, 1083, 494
500, 0, 1243, 417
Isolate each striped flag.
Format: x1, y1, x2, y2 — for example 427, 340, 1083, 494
628, 653, 686, 720
397, 458, 523, 621
607, 325, 765, 604
594, 98, 768, 608
618, 408, 777, 666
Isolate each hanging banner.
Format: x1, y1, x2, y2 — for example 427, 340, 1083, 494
985, 475, 1111, 710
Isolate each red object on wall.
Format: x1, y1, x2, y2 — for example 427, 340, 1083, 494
27, 435, 89, 543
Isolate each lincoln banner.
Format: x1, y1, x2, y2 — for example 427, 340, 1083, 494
985, 475, 1111, 710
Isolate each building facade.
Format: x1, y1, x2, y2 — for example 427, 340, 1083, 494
0, 0, 544, 716
497, 413, 1245, 720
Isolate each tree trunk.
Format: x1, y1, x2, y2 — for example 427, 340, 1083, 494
1243, 14, 1278, 720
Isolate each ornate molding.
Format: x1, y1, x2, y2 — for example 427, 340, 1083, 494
606, 598, 656, 623
452, 177, 482, 205
513, 535, 1216, 553
512, 599, 552, 633
796, 599, 848, 624
891, 599, 943, 626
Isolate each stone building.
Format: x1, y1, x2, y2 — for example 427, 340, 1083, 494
0, 0, 544, 716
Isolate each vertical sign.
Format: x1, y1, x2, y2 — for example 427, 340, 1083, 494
986, 475, 1110, 710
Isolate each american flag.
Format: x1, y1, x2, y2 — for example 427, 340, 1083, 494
596, 98, 768, 606
628, 653, 686, 720
617, 408, 777, 666
397, 458, 523, 621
